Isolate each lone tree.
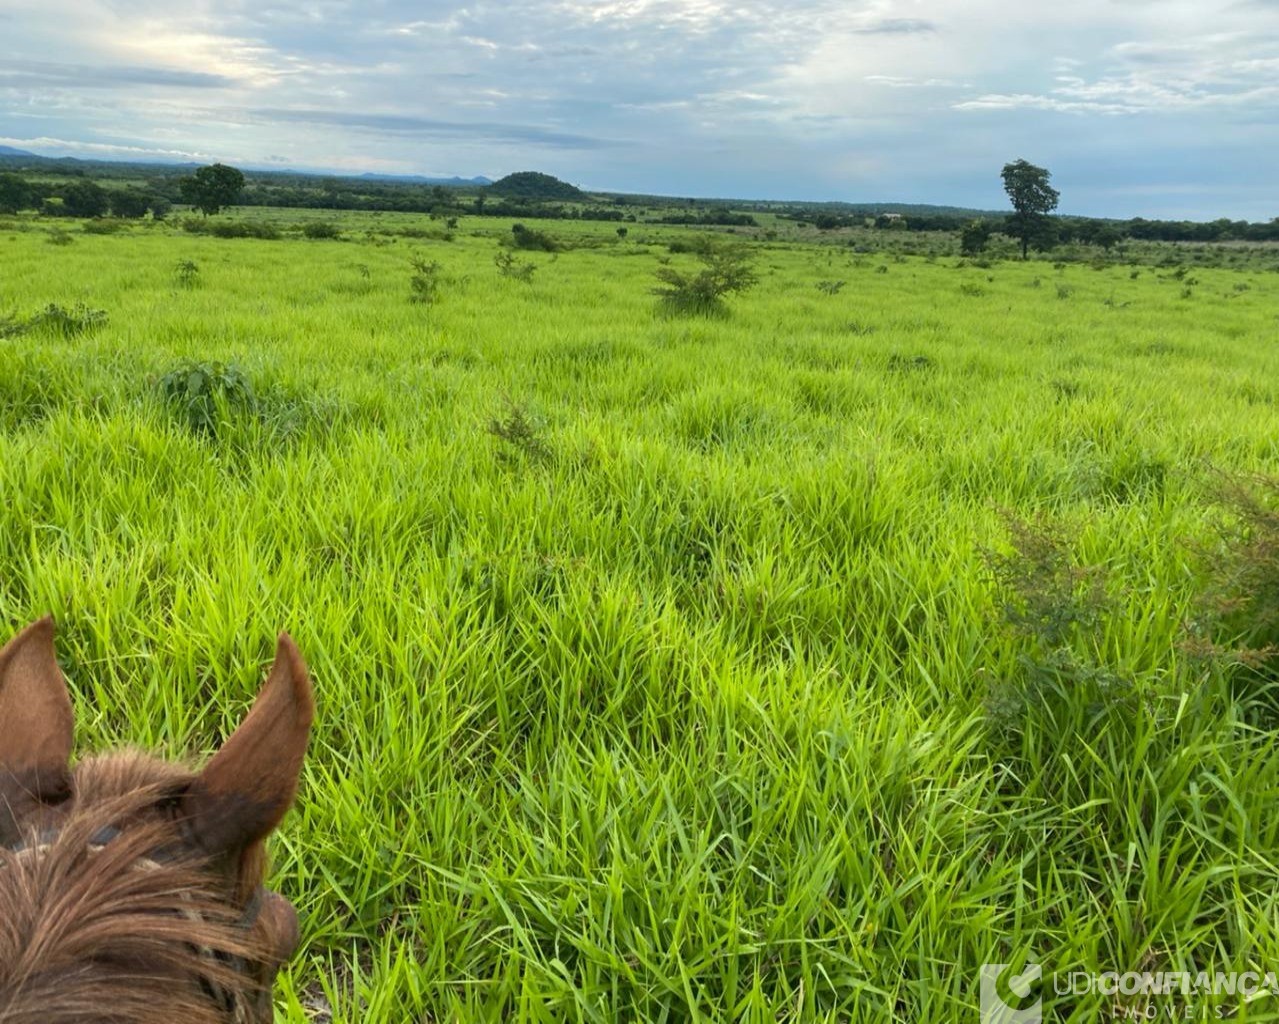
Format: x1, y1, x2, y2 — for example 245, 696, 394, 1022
1001, 159, 1060, 259
179, 162, 246, 216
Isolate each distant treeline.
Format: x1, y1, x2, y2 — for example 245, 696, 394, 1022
782, 209, 1279, 244
0, 165, 1274, 243
0, 173, 171, 218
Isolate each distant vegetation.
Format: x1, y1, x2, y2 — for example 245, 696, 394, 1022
0, 151, 1277, 251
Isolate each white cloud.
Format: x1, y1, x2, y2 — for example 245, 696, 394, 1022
1, 0, 1277, 216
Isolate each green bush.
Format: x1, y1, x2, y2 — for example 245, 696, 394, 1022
494, 250, 536, 283
652, 245, 757, 316
409, 257, 444, 304
302, 221, 343, 240
157, 360, 257, 435
510, 223, 559, 252
1, 303, 109, 339
180, 218, 280, 240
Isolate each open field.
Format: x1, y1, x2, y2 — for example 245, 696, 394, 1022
3, 211, 1279, 1020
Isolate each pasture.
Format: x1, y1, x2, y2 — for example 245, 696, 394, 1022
2, 211, 1279, 1021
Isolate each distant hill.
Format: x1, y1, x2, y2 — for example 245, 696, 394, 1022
487, 171, 584, 201
356, 172, 491, 186
0, 145, 37, 158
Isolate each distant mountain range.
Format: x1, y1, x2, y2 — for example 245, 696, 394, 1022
356, 172, 492, 186
0, 147, 491, 186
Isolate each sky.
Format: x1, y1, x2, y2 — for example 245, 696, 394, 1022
1, 0, 1276, 219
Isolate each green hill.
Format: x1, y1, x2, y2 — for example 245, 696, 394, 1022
486, 171, 584, 201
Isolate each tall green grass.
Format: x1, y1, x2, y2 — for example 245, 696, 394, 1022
2, 213, 1278, 1020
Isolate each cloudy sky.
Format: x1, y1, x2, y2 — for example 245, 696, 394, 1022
1, 0, 1276, 218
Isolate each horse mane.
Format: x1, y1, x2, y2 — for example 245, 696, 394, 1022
0, 759, 267, 1024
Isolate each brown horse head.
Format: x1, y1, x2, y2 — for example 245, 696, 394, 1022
0, 617, 314, 1023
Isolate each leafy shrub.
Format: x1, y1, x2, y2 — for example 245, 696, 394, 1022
302, 221, 342, 240
180, 218, 280, 240
983, 513, 1131, 735
487, 399, 551, 464
1185, 474, 1279, 709
510, 223, 559, 252
409, 257, 444, 304
157, 360, 256, 436
667, 236, 718, 256
46, 227, 74, 246
815, 280, 845, 295
494, 250, 536, 283
4, 303, 110, 339
174, 259, 201, 287
652, 245, 757, 316
82, 219, 125, 235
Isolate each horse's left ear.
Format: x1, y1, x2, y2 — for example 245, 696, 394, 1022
182, 634, 313, 859
0, 616, 74, 843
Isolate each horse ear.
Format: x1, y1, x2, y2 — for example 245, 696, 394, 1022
0, 616, 74, 843
182, 634, 313, 858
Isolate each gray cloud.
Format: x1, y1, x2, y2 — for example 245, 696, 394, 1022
854, 18, 938, 34
0, 59, 234, 89
252, 107, 624, 149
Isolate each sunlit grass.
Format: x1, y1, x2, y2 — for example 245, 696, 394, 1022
2, 212, 1279, 1020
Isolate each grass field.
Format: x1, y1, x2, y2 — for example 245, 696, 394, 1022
3, 211, 1279, 1021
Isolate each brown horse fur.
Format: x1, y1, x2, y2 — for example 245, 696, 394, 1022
0, 618, 314, 1023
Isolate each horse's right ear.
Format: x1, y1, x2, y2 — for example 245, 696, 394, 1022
182, 634, 313, 861
0, 616, 74, 844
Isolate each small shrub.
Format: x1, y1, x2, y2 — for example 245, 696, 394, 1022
510, 223, 559, 252
982, 513, 1130, 735
495, 250, 536, 283
19, 303, 109, 338
82, 220, 124, 235
959, 282, 986, 297
487, 399, 551, 464
302, 221, 342, 240
180, 218, 280, 240
174, 259, 201, 287
46, 227, 74, 246
874, 265, 889, 274
1185, 474, 1279, 707
1056, 284, 1073, 300
156, 360, 256, 436
815, 280, 845, 295
409, 257, 444, 304
652, 245, 757, 316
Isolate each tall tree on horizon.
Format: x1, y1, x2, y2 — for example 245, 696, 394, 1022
179, 163, 246, 216
1001, 159, 1060, 259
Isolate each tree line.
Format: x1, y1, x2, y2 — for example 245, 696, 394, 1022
0, 163, 245, 219
2, 158, 1275, 247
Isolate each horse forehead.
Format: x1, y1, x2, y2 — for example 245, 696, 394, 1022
73, 751, 194, 803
